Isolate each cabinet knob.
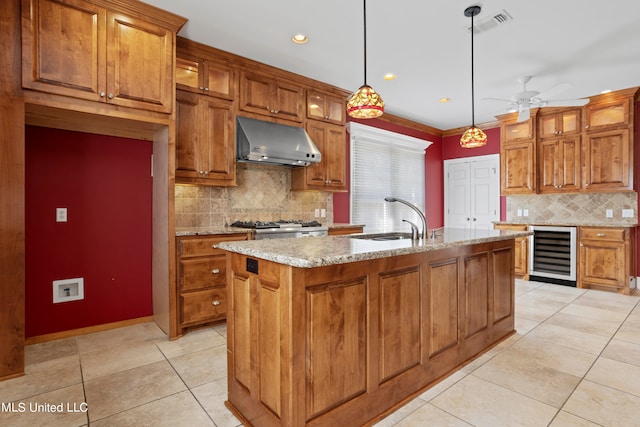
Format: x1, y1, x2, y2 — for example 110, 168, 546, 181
597, 233, 606, 237
99, 91, 106, 97
585, 125, 590, 129
199, 86, 205, 90
212, 268, 220, 274
212, 300, 221, 306
204, 87, 209, 91
107, 93, 114, 99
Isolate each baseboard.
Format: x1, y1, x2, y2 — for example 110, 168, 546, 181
24, 316, 155, 345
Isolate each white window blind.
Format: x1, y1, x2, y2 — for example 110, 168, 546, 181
348, 123, 432, 234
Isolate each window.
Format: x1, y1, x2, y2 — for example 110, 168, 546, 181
348, 122, 432, 234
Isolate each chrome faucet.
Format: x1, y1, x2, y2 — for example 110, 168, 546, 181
385, 197, 428, 240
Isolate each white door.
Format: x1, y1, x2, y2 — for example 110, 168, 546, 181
444, 154, 499, 230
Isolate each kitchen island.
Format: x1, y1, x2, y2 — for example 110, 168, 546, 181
217, 228, 530, 427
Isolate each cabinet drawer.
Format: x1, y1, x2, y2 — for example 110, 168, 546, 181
178, 234, 247, 257
179, 255, 227, 291
494, 224, 528, 231
580, 227, 625, 242
180, 288, 227, 326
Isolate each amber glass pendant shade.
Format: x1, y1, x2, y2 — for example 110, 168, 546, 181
347, 0, 384, 119
460, 126, 488, 148
347, 85, 384, 118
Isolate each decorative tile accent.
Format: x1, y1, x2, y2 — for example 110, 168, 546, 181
506, 193, 638, 225
175, 164, 333, 228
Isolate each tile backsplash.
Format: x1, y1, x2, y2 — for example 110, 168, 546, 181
175, 163, 333, 228
507, 192, 638, 224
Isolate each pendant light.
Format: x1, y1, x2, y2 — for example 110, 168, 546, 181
460, 5, 487, 148
347, 0, 384, 119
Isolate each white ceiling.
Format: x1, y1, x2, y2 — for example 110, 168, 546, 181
144, 0, 640, 131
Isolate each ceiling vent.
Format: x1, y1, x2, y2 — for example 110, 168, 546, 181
467, 9, 513, 34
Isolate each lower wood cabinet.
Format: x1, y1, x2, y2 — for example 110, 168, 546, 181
493, 224, 529, 279
176, 233, 248, 335
578, 227, 635, 294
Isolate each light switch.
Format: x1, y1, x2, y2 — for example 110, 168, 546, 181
622, 209, 635, 218
56, 208, 68, 222
517, 209, 522, 217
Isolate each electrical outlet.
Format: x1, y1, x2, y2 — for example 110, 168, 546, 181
321, 208, 326, 218
517, 209, 522, 217
523, 209, 529, 217
622, 209, 635, 218
314, 209, 320, 217
56, 207, 67, 222
606, 209, 613, 218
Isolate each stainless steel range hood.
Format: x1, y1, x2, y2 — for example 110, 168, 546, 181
236, 116, 321, 166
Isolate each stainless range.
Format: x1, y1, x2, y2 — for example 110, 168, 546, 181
230, 220, 328, 240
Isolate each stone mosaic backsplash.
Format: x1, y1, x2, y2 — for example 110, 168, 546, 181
506, 192, 638, 225
175, 163, 333, 228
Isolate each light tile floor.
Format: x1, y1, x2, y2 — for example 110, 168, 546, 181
1, 279, 639, 427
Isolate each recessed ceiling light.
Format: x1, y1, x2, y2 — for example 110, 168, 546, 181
291, 34, 308, 44
383, 73, 397, 80
439, 98, 450, 103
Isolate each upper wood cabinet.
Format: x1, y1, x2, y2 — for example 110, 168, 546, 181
291, 122, 346, 191
306, 91, 345, 125
584, 95, 633, 132
582, 128, 631, 191
537, 136, 581, 193
538, 109, 581, 139
21, 0, 183, 113
501, 115, 535, 143
176, 54, 235, 100
175, 90, 236, 186
500, 141, 536, 194
239, 71, 304, 122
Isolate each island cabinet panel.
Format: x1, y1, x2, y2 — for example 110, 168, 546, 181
379, 267, 421, 382
225, 239, 515, 427
426, 259, 459, 357
464, 253, 489, 339
306, 279, 367, 418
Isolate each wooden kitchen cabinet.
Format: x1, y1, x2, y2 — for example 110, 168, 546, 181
306, 90, 345, 125
537, 136, 581, 193
176, 233, 248, 335
176, 90, 236, 186
500, 141, 536, 194
493, 224, 529, 279
176, 56, 235, 100
22, 0, 178, 113
582, 128, 631, 191
291, 121, 347, 191
501, 115, 535, 143
578, 227, 635, 294
499, 113, 536, 195
328, 226, 364, 235
538, 109, 581, 139
584, 93, 633, 132
239, 71, 304, 122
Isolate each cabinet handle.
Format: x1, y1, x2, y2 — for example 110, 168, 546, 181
597, 233, 605, 237
212, 300, 221, 306
212, 268, 220, 274
585, 125, 590, 129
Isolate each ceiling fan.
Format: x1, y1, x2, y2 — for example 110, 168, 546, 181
485, 76, 590, 122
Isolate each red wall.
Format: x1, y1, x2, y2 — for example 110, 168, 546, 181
25, 126, 153, 337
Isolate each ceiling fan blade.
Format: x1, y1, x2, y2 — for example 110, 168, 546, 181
543, 98, 590, 107
482, 97, 513, 103
517, 107, 530, 122
536, 83, 572, 100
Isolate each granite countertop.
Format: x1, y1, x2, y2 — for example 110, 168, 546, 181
176, 223, 366, 237
494, 220, 639, 228
216, 227, 532, 268
175, 226, 252, 237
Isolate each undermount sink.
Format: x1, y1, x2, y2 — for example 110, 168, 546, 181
350, 232, 413, 241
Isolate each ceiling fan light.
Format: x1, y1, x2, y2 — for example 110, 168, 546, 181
347, 84, 384, 118
460, 126, 487, 148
